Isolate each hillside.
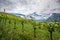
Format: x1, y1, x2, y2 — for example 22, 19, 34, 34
0, 12, 25, 21
0, 12, 60, 40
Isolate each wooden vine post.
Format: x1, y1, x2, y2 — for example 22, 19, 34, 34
30, 16, 37, 40
47, 23, 55, 40
20, 18, 25, 33
14, 20, 16, 29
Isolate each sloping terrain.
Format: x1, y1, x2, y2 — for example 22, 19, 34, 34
0, 12, 60, 40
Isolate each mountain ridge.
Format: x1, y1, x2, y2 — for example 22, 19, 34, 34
47, 13, 60, 22
12, 12, 51, 22
12, 12, 60, 22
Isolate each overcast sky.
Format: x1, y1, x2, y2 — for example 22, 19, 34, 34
0, 0, 60, 15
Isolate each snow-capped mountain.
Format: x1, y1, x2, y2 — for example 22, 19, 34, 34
12, 12, 52, 22
12, 13, 25, 18
25, 12, 52, 22
47, 13, 60, 22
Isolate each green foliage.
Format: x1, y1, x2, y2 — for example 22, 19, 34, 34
19, 33, 32, 40
0, 12, 60, 40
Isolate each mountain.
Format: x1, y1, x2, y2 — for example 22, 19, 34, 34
26, 12, 52, 22
47, 13, 60, 22
12, 12, 51, 22
30, 12, 42, 17
12, 13, 25, 18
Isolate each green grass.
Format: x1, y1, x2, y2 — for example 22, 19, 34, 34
0, 12, 60, 40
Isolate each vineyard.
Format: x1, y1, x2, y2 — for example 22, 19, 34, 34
0, 12, 60, 40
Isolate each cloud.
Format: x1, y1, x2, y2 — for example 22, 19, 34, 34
57, 0, 60, 3
0, 0, 60, 15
